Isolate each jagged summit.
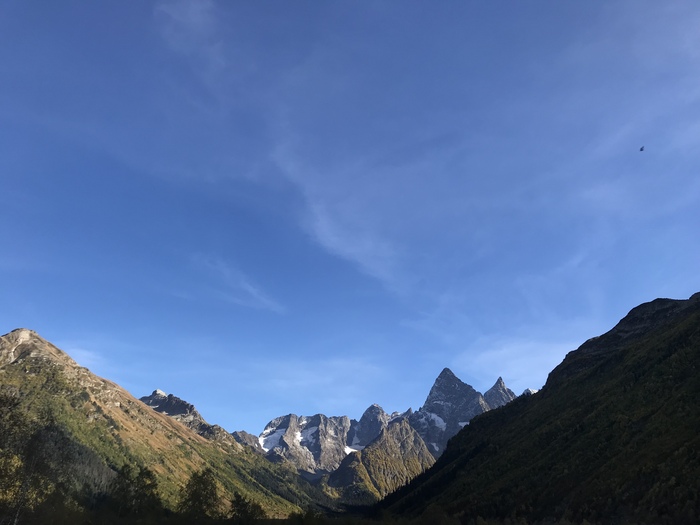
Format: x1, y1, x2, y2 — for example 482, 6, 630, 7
140, 390, 237, 444
436, 367, 458, 380
350, 404, 390, 447
258, 413, 353, 476
141, 390, 199, 417
484, 376, 517, 409
408, 368, 519, 457
422, 368, 480, 415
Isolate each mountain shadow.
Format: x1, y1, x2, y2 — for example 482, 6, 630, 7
379, 293, 700, 525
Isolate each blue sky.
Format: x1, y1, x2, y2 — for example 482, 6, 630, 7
1, 1, 699, 434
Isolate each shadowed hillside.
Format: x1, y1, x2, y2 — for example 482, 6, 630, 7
380, 293, 700, 525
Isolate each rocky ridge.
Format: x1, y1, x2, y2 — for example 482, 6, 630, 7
407, 369, 516, 457
138, 365, 521, 503
253, 368, 520, 481
139, 389, 237, 444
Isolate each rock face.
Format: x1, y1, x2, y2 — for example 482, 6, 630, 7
484, 377, 517, 409
257, 368, 520, 471
408, 368, 491, 457
346, 404, 391, 450
139, 390, 234, 443
140, 390, 207, 431
259, 414, 353, 476
231, 430, 265, 453
257, 403, 409, 477
0, 328, 76, 368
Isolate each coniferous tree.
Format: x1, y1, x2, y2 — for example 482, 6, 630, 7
177, 467, 221, 520
110, 464, 163, 518
229, 491, 266, 524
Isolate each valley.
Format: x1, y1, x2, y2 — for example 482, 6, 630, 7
1, 292, 699, 524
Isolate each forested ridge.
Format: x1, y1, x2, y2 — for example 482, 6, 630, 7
380, 294, 700, 524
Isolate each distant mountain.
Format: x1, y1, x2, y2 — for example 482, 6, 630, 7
251, 369, 519, 503
346, 404, 392, 451
140, 389, 235, 443
328, 418, 435, 505
0, 329, 333, 520
256, 369, 518, 475
483, 376, 517, 409
140, 389, 265, 453
408, 368, 491, 457
258, 413, 353, 478
380, 293, 700, 524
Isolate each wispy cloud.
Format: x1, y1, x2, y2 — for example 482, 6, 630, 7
192, 254, 285, 314
153, 0, 227, 83
305, 200, 400, 286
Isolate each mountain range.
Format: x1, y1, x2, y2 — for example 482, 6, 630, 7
2, 291, 698, 524
140, 367, 519, 504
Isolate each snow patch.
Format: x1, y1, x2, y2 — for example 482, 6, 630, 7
301, 426, 318, 446
426, 412, 447, 430
458, 421, 469, 428
259, 427, 286, 452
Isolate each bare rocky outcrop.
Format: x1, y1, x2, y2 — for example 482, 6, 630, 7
140, 389, 239, 444
408, 368, 491, 457
259, 413, 353, 475
484, 376, 517, 409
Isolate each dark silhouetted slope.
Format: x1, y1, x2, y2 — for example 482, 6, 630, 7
382, 293, 700, 524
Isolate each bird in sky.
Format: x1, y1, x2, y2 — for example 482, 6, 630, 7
640, 146, 645, 151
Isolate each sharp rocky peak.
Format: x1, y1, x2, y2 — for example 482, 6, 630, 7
140, 390, 198, 418
139, 389, 237, 445
409, 369, 520, 458
423, 368, 478, 413
484, 376, 517, 409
